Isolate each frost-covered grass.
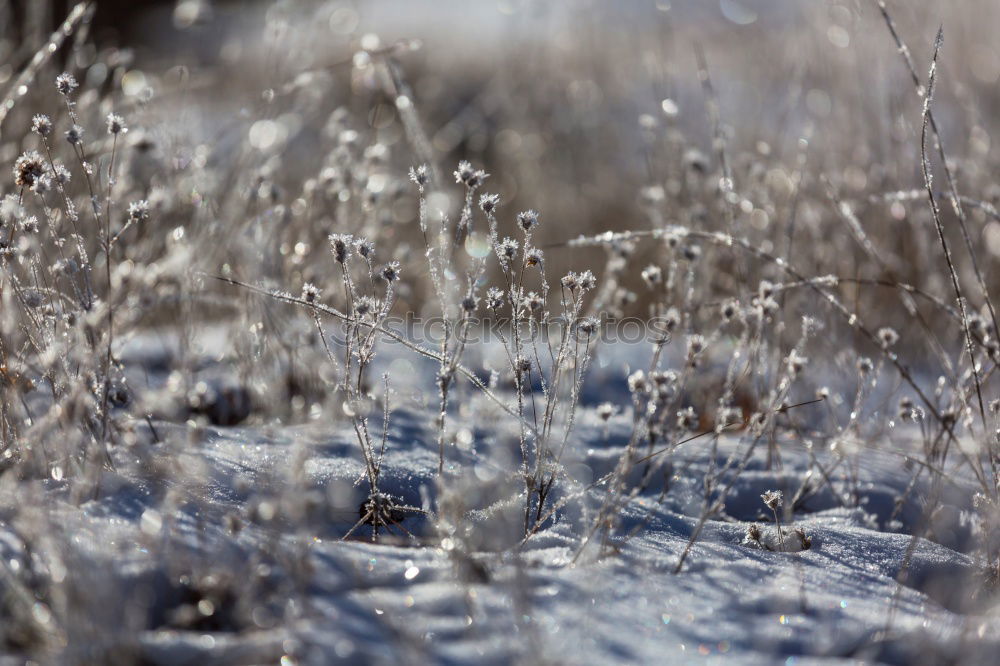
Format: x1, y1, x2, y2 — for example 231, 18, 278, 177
0, 1, 999, 664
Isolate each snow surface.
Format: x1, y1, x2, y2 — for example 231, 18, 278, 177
2, 332, 997, 665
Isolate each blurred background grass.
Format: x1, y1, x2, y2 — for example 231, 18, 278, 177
4, 0, 1000, 330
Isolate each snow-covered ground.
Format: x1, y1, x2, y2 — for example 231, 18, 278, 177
1, 330, 995, 665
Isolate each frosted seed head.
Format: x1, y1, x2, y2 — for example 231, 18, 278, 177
302, 283, 321, 303
55, 72, 78, 96
31, 114, 53, 136
479, 193, 499, 215
641, 264, 662, 287
380, 261, 400, 282
517, 210, 539, 233
106, 113, 127, 135
127, 200, 150, 222
408, 164, 429, 187
877, 327, 899, 349
328, 233, 354, 263
761, 490, 783, 511
13, 151, 44, 188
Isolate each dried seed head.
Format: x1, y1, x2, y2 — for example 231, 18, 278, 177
641, 264, 663, 287
51, 163, 71, 185
663, 308, 681, 333
55, 72, 78, 96
479, 193, 499, 214
746, 523, 762, 542
522, 291, 543, 313
676, 406, 698, 431
64, 124, 84, 145
380, 261, 400, 282
785, 349, 808, 376
686, 334, 706, 359
515, 356, 532, 376
498, 237, 519, 261
13, 151, 44, 188
717, 406, 743, 429
486, 287, 504, 310
454, 160, 488, 188
106, 113, 127, 135
408, 164, 429, 188
460, 295, 479, 313
761, 490, 783, 511
650, 370, 678, 387
127, 200, 150, 223
328, 233, 353, 263
31, 114, 53, 137
355, 238, 375, 260
354, 296, 377, 317
627, 370, 648, 395
302, 283, 321, 303
577, 317, 598, 336
721, 299, 739, 322
596, 402, 617, 421
877, 327, 899, 349
856, 356, 874, 375
516, 210, 539, 233
524, 248, 543, 267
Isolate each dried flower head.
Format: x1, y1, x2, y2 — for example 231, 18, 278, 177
106, 113, 127, 135
721, 299, 739, 322
627, 370, 648, 395
55, 72, 78, 95
641, 264, 663, 287
486, 287, 504, 310
687, 334, 706, 357
31, 114, 53, 137
329, 233, 353, 264
516, 210, 539, 233
302, 283, 321, 303
454, 160, 488, 188
51, 163, 71, 185
522, 291, 544, 313
785, 349, 808, 376
761, 490, 783, 511
354, 296, 377, 317
677, 407, 698, 431
408, 164, 429, 188
577, 317, 598, 336
380, 261, 400, 282
64, 124, 84, 145
13, 151, 44, 188
460, 295, 479, 313
355, 238, 375, 260
479, 193, 500, 215
596, 402, 617, 421
127, 200, 150, 223
524, 248, 544, 267
498, 237, 518, 262
877, 327, 899, 349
